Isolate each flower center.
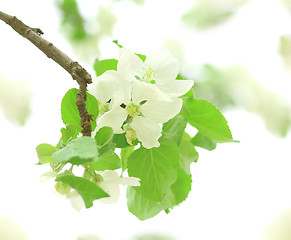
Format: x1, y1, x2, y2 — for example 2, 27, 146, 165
125, 102, 141, 117
141, 67, 157, 83
99, 102, 110, 116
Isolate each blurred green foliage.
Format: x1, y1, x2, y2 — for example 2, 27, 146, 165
279, 35, 291, 71
135, 235, 176, 240
57, 0, 86, 40
54, 0, 291, 138
55, 0, 117, 60
263, 208, 291, 240
0, 217, 30, 240
182, 0, 249, 29
280, 0, 291, 12
194, 64, 291, 137
0, 76, 31, 125
114, 0, 146, 5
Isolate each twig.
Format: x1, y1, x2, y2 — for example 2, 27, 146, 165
0, 11, 93, 136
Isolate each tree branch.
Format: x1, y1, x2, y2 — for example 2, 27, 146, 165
0, 11, 93, 136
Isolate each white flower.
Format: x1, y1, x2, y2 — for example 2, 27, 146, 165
39, 170, 58, 182
119, 48, 194, 97
66, 190, 85, 212
97, 170, 140, 204
39, 170, 85, 211
90, 48, 193, 148
96, 77, 182, 148
88, 70, 131, 116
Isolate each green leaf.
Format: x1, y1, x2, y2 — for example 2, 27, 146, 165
127, 187, 163, 220
61, 89, 81, 131
95, 127, 114, 147
160, 168, 192, 212
112, 133, 129, 148
36, 144, 57, 164
162, 114, 187, 145
179, 133, 199, 174
98, 141, 116, 156
52, 137, 98, 165
61, 88, 99, 133
90, 150, 121, 171
191, 132, 217, 151
127, 139, 179, 202
176, 74, 185, 80
94, 126, 115, 155
112, 40, 146, 62
182, 99, 233, 142
120, 146, 134, 172
112, 40, 124, 48
93, 58, 118, 77
136, 53, 146, 62
170, 168, 192, 206
176, 74, 194, 99
127, 168, 192, 220
61, 124, 78, 144
56, 172, 109, 208
181, 88, 194, 100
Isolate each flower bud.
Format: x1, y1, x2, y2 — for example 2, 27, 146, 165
55, 182, 71, 195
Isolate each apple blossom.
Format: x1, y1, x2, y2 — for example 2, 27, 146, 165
39, 170, 86, 211
39, 170, 58, 182
93, 77, 182, 148
119, 48, 194, 97
97, 170, 140, 204
90, 48, 193, 148
66, 190, 85, 212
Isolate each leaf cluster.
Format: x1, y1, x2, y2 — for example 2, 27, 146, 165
36, 49, 235, 219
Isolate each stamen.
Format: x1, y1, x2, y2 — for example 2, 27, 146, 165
99, 102, 110, 116
141, 67, 157, 83
125, 102, 141, 117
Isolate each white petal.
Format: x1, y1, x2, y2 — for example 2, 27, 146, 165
98, 182, 120, 204
130, 116, 161, 149
97, 172, 140, 203
66, 191, 85, 212
97, 107, 127, 133
118, 177, 141, 186
131, 79, 170, 104
156, 79, 194, 97
92, 70, 132, 106
98, 170, 140, 186
98, 170, 120, 183
145, 50, 180, 81
118, 48, 145, 77
39, 171, 57, 182
88, 71, 120, 103
97, 170, 121, 203
140, 97, 183, 123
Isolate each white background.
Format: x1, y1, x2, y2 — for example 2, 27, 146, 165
1, 0, 291, 239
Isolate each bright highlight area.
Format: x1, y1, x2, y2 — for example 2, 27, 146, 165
1, 0, 291, 239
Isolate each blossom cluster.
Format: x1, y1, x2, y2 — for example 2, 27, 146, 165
41, 170, 140, 211
89, 48, 194, 149
38, 48, 194, 212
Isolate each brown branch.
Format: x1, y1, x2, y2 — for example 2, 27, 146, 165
0, 11, 93, 136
